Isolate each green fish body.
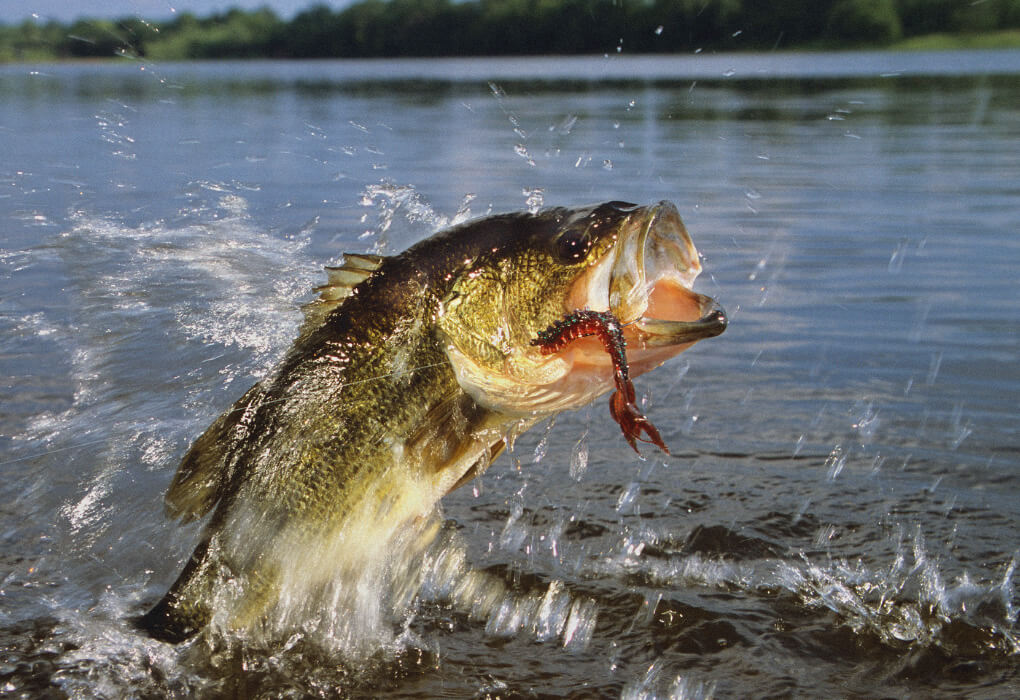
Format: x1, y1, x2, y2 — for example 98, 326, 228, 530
138, 201, 726, 643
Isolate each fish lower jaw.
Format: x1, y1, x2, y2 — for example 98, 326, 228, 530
605, 276, 726, 357
628, 291, 727, 350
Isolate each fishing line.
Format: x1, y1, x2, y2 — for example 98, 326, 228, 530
0, 438, 112, 466
0, 359, 450, 469
220, 360, 452, 417
1, 362, 450, 467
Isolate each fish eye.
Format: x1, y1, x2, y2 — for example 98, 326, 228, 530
555, 229, 593, 262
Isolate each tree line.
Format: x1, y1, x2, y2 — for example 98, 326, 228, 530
2, 0, 1018, 62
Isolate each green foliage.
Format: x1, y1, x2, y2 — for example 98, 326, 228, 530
0, 19, 65, 61
2, 0, 1019, 62
827, 0, 903, 44
951, 0, 1020, 32
145, 8, 285, 59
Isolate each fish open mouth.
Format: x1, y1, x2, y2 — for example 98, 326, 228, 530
630, 287, 728, 348
607, 201, 727, 351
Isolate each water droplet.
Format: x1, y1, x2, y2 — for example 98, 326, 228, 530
949, 402, 972, 449
888, 238, 908, 272
569, 432, 589, 480
514, 144, 536, 166
561, 598, 597, 650
616, 482, 640, 512
851, 400, 880, 442
452, 192, 476, 225
523, 187, 544, 213
553, 114, 578, 135
825, 444, 846, 480
813, 524, 838, 546
926, 351, 942, 385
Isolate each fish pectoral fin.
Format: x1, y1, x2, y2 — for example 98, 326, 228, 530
403, 391, 504, 488
298, 253, 388, 337
165, 384, 262, 523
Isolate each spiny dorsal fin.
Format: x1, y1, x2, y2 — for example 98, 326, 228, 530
165, 383, 263, 523
317, 253, 386, 301
299, 252, 387, 336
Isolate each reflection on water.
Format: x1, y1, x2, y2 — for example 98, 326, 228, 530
1, 53, 1018, 697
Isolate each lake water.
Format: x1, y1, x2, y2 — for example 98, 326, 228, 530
1, 51, 1018, 698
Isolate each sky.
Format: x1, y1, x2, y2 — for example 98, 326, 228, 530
1, 1, 355, 24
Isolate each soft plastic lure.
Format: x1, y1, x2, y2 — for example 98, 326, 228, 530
531, 310, 670, 455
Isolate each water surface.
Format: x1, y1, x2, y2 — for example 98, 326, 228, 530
1, 52, 1018, 698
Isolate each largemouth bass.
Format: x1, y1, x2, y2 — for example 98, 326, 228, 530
138, 200, 726, 643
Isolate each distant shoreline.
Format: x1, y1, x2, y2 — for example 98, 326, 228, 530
3, 1, 1019, 64
3, 34, 1020, 66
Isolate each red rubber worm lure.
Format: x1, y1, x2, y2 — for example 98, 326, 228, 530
531, 309, 670, 455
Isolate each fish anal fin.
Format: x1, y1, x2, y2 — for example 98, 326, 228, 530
165, 385, 262, 523
446, 439, 505, 495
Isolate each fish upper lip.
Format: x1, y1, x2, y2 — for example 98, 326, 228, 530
607, 201, 726, 347
608, 202, 699, 317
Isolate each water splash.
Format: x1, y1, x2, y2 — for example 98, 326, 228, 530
2, 197, 315, 554
514, 143, 536, 167
417, 525, 599, 652
824, 444, 847, 480
358, 181, 449, 252
580, 519, 1019, 659
451, 192, 477, 226
782, 533, 1018, 655
523, 186, 544, 213
569, 428, 590, 481
621, 658, 716, 700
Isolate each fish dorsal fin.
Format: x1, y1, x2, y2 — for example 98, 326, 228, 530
165, 383, 263, 523
317, 253, 386, 301
299, 253, 387, 335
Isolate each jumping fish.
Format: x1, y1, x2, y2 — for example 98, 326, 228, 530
138, 200, 726, 643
